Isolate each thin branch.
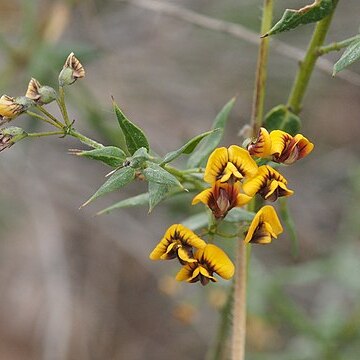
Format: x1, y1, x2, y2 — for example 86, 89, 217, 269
120, 0, 360, 87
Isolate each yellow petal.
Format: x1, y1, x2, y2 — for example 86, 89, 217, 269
197, 244, 235, 280
177, 247, 197, 263
248, 127, 272, 157
269, 130, 291, 157
294, 134, 314, 160
261, 206, 283, 236
192, 188, 213, 206
228, 145, 258, 179
220, 162, 243, 182
204, 147, 229, 184
176, 264, 196, 281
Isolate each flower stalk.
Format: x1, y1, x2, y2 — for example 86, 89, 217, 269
287, 0, 339, 114
250, 0, 274, 136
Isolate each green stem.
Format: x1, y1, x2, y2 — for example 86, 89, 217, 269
318, 34, 360, 55
231, 240, 247, 360
28, 131, 65, 138
287, 1, 339, 114
57, 86, 71, 126
210, 285, 234, 360
68, 129, 104, 149
36, 105, 64, 127
250, 0, 274, 136
26, 110, 63, 129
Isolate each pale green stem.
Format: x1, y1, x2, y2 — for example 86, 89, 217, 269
68, 129, 104, 149
28, 131, 65, 138
57, 86, 71, 126
250, 0, 274, 136
26, 110, 63, 129
287, 0, 339, 114
318, 34, 360, 55
231, 240, 247, 360
36, 105, 64, 127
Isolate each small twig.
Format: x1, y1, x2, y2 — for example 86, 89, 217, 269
28, 131, 65, 138
26, 110, 63, 129
120, 0, 360, 87
37, 105, 64, 128
318, 34, 360, 56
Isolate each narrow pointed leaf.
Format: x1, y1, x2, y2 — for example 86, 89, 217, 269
113, 100, 149, 155
71, 146, 126, 167
161, 129, 219, 165
263, 0, 333, 37
148, 181, 173, 212
333, 39, 360, 75
187, 97, 236, 168
264, 104, 301, 136
143, 162, 183, 188
81, 166, 135, 207
96, 193, 149, 215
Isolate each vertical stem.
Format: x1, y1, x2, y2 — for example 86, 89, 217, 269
250, 0, 274, 136
57, 86, 71, 126
231, 240, 247, 359
287, 0, 339, 114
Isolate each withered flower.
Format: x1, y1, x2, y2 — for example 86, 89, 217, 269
58, 52, 85, 86
26, 78, 57, 105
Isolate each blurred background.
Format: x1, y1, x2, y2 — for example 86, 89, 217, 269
1, 0, 360, 359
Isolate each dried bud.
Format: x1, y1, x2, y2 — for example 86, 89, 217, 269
0, 127, 28, 152
0, 95, 33, 125
26, 78, 57, 105
58, 52, 85, 86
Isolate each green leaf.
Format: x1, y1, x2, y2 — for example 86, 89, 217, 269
148, 182, 178, 213
96, 193, 149, 215
113, 99, 150, 155
333, 39, 360, 75
127, 147, 151, 169
143, 162, 183, 188
263, 0, 333, 37
279, 198, 299, 259
161, 129, 219, 165
182, 212, 208, 231
71, 146, 126, 167
187, 97, 236, 168
81, 166, 135, 207
264, 105, 301, 136
225, 208, 255, 223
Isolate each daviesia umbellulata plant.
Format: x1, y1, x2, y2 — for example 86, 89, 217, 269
1, 1, 357, 358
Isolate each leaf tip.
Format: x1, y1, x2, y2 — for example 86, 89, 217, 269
260, 33, 269, 38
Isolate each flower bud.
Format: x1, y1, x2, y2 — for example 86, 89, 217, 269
26, 78, 57, 105
0, 95, 33, 125
58, 52, 85, 86
0, 127, 28, 152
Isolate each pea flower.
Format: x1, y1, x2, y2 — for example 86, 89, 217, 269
176, 244, 235, 286
247, 127, 314, 164
0, 95, 32, 125
270, 130, 314, 165
244, 205, 283, 244
242, 165, 294, 201
192, 180, 252, 219
149, 224, 206, 264
247, 127, 272, 157
204, 145, 258, 184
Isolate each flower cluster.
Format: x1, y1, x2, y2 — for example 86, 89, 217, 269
0, 53, 85, 149
150, 127, 313, 285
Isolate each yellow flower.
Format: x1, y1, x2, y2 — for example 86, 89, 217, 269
269, 130, 314, 165
244, 205, 283, 244
176, 244, 235, 285
247, 127, 272, 157
242, 165, 294, 201
0, 95, 29, 125
192, 180, 252, 219
149, 224, 206, 264
204, 145, 258, 184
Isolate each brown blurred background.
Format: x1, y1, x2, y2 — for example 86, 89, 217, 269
1, 1, 360, 359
